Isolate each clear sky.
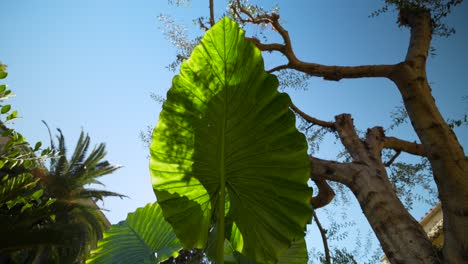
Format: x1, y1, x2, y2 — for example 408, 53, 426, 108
1, 0, 467, 261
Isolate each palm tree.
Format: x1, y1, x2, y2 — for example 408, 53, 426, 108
30, 124, 126, 263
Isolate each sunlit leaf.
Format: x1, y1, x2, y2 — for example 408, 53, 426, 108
87, 202, 181, 264
150, 17, 311, 263
1, 104, 11, 114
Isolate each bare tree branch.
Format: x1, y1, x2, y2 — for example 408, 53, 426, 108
310, 178, 335, 209
266, 64, 289, 73
246, 37, 285, 53
291, 63, 396, 81
384, 150, 401, 167
399, 8, 432, 70
334, 114, 369, 163
290, 103, 335, 129
364, 127, 386, 158
196, 17, 210, 31
313, 211, 331, 264
383, 136, 426, 156
209, 0, 215, 26
309, 156, 362, 186
231, 1, 396, 81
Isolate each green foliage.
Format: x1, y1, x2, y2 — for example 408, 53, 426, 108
150, 17, 311, 263
371, 0, 463, 37
0, 62, 68, 260
35, 124, 127, 263
87, 203, 182, 264
0, 63, 124, 263
0, 63, 7, 79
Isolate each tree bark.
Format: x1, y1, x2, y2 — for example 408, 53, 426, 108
339, 115, 436, 263
232, 2, 468, 262
391, 8, 468, 263
309, 115, 437, 263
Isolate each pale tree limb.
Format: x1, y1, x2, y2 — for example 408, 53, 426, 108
399, 8, 432, 70
309, 156, 362, 186
313, 211, 331, 264
364, 127, 386, 159
334, 114, 369, 164
231, 1, 397, 81
310, 178, 335, 209
383, 136, 426, 156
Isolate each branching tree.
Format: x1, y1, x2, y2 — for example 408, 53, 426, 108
147, 1, 467, 263
227, 1, 467, 263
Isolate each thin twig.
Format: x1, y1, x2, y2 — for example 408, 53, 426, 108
384, 150, 402, 167
209, 0, 215, 26
290, 103, 335, 129
313, 211, 331, 264
267, 64, 290, 73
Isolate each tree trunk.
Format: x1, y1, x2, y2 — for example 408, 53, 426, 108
350, 164, 436, 263
387, 7, 468, 262
329, 115, 437, 263
392, 64, 468, 263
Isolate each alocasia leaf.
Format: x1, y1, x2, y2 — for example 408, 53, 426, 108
86, 203, 181, 264
150, 17, 312, 264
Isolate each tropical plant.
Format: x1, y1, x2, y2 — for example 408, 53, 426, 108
0, 60, 126, 263
0, 62, 70, 263
87, 202, 182, 264
149, 17, 311, 264
145, 0, 468, 263
32, 124, 127, 263
88, 201, 307, 264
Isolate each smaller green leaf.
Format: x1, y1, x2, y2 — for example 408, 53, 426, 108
21, 202, 33, 213
45, 198, 57, 206
2, 128, 13, 137
6, 110, 18, 121
6, 200, 17, 209
0, 84, 6, 93
8, 149, 20, 158
1, 104, 11, 114
23, 160, 32, 169
41, 149, 49, 156
0, 63, 7, 79
34, 141, 42, 151
0, 160, 4, 170
31, 189, 43, 200
9, 160, 18, 169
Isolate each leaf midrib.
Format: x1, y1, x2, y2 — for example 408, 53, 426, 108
124, 222, 155, 262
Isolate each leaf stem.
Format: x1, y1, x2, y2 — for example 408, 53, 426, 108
216, 182, 225, 263
216, 94, 227, 263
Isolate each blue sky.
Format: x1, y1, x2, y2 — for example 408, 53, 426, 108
1, 0, 467, 260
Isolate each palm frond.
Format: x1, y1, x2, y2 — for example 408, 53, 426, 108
51, 128, 69, 178
32, 126, 126, 263
69, 131, 90, 169
75, 189, 128, 202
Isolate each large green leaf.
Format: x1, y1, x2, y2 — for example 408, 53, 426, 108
150, 17, 312, 264
86, 203, 181, 264
229, 224, 308, 264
